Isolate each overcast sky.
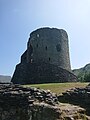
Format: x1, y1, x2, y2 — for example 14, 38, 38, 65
0, 0, 90, 76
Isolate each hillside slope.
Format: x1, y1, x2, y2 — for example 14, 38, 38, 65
72, 63, 90, 81
0, 75, 11, 83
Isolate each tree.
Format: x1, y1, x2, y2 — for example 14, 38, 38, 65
84, 73, 90, 82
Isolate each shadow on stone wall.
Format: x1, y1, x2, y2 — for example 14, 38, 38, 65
11, 62, 77, 84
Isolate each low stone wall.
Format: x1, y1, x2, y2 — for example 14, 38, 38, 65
58, 84, 90, 115
0, 84, 61, 120
0, 84, 89, 120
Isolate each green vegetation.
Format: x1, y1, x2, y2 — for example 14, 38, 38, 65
73, 63, 90, 82
24, 82, 88, 95
84, 73, 90, 82
76, 72, 90, 82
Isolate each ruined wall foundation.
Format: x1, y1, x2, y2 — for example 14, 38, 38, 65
0, 84, 89, 120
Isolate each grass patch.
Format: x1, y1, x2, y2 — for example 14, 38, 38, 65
24, 82, 88, 95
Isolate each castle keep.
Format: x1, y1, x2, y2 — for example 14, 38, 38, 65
26, 28, 71, 71
11, 27, 77, 84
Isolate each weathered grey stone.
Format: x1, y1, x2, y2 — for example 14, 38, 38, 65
29, 103, 62, 120
58, 84, 90, 116
11, 27, 77, 84
0, 84, 89, 120
0, 84, 60, 120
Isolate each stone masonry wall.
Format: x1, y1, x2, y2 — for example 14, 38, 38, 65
58, 84, 90, 115
27, 27, 71, 71
0, 84, 61, 120
11, 27, 77, 84
12, 62, 77, 84
0, 84, 89, 120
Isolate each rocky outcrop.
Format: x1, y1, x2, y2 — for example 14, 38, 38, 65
0, 84, 88, 120
11, 27, 77, 84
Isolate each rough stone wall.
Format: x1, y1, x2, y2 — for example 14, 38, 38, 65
58, 84, 90, 116
27, 28, 71, 71
11, 27, 77, 84
21, 50, 27, 63
0, 84, 61, 120
12, 62, 77, 84
0, 84, 89, 120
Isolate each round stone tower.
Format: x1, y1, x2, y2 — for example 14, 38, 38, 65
11, 27, 77, 84
27, 27, 71, 71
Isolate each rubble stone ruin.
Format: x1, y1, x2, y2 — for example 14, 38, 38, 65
0, 84, 60, 120
58, 83, 90, 115
11, 27, 77, 84
0, 84, 89, 120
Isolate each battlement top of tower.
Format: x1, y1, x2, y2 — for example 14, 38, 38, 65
29, 27, 68, 39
